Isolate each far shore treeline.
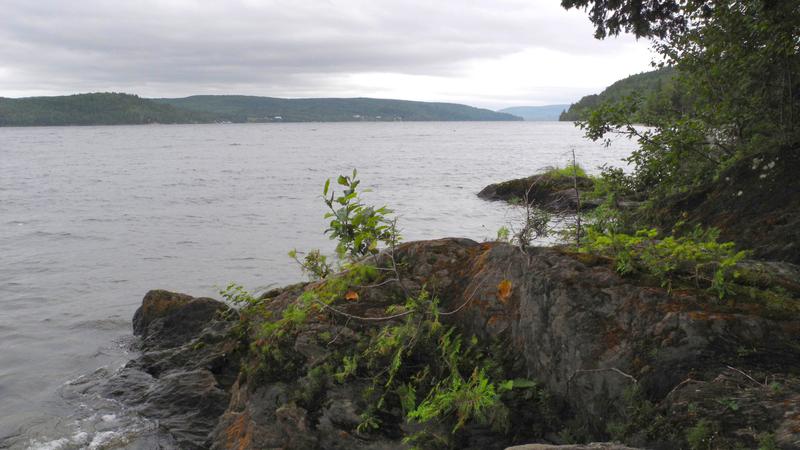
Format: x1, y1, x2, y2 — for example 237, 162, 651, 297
0, 93, 523, 126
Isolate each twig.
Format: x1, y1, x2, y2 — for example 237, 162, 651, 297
356, 278, 398, 289
314, 299, 415, 322
725, 365, 766, 388
315, 273, 488, 323
666, 377, 704, 398
571, 147, 582, 247
568, 367, 638, 386
439, 275, 489, 316
327, 317, 351, 345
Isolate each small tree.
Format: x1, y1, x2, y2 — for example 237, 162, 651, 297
323, 169, 397, 260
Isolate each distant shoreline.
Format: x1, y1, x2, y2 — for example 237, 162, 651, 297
0, 93, 523, 127
0, 120, 575, 129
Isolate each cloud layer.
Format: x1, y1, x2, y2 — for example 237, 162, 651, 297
0, 0, 654, 108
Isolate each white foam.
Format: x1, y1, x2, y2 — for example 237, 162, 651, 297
27, 438, 68, 450
71, 431, 90, 445
88, 431, 119, 449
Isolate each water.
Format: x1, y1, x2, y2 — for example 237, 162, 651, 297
0, 122, 635, 448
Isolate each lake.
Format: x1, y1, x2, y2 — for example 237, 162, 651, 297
0, 122, 635, 449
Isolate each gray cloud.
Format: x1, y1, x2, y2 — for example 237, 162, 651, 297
0, 0, 651, 106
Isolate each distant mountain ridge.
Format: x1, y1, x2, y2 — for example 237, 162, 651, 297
0, 93, 521, 126
497, 105, 569, 121
156, 95, 521, 123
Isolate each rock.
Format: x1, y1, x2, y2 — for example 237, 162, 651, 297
505, 444, 640, 450
207, 238, 800, 449
478, 173, 598, 212
418, 241, 800, 439
114, 239, 800, 449
100, 290, 241, 448
132, 289, 194, 336
133, 289, 231, 349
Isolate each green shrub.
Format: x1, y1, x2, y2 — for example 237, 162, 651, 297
580, 226, 747, 297
323, 169, 397, 260
686, 419, 716, 450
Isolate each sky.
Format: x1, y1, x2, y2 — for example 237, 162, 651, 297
0, 0, 655, 110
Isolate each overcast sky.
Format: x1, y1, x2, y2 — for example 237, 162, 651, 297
0, 0, 654, 109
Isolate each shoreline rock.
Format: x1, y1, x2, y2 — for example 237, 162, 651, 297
99, 290, 241, 449
110, 239, 800, 449
477, 173, 601, 212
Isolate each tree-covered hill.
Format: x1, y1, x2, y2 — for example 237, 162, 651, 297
0, 93, 521, 126
0, 93, 216, 126
497, 104, 569, 121
154, 95, 521, 122
559, 67, 678, 122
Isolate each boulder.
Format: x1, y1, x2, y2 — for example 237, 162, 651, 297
478, 173, 599, 212
102, 291, 240, 449
133, 289, 231, 349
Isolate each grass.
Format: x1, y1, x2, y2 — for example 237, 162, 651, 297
543, 163, 588, 179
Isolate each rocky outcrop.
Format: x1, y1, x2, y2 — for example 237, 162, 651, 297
117, 239, 800, 449
478, 173, 600, 212
99, 290, 241, 449
505, 445, 639, 450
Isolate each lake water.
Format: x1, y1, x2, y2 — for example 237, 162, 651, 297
0, 122, 635, 449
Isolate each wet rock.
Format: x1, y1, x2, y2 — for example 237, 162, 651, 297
478, 173, 598, 212
133, 289, 231, 350
102, 290, 241, 449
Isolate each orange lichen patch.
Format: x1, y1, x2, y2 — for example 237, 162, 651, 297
603, 326, 624, 349
225, 413, 252, 450
344, 290, 359, 302
140, 291, 191, 320
497, 279, 513, 303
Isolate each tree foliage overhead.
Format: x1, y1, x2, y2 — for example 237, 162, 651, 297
563, 0, 800, 197
560, 0, 685, 38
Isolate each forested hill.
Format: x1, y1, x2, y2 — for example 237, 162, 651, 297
154, 95, 521, 122
0, 93, 215, 126
0, 93, 520, 126
559, 67, 677, 122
